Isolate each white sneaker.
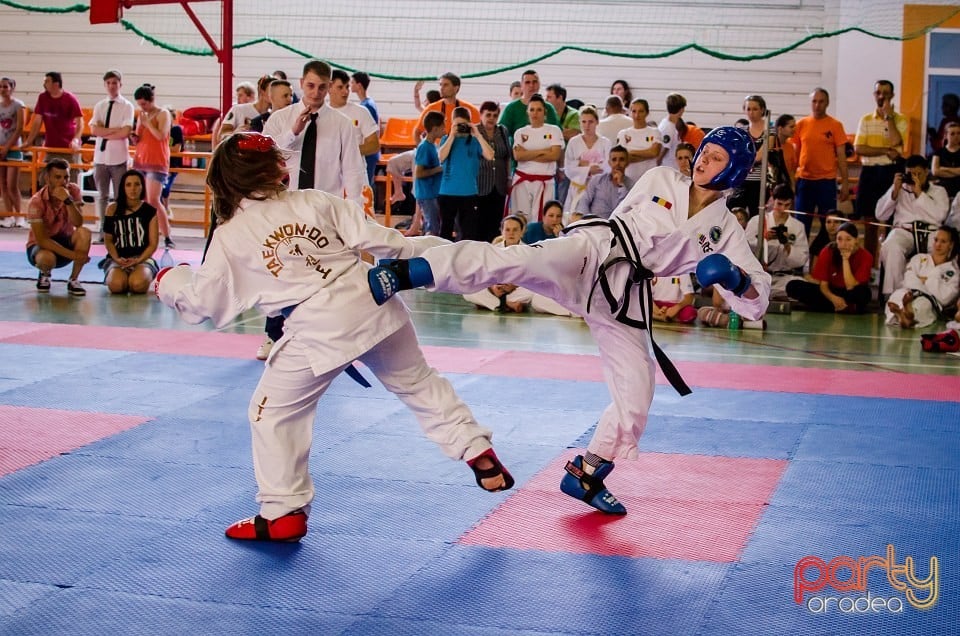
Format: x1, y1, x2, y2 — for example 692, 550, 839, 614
0, 217, 14, 228
16, 217, 31, 229
255, 338, 274, 360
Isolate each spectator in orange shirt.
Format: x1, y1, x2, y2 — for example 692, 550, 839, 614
413, 73, 480, 143
791, 88, 850, 237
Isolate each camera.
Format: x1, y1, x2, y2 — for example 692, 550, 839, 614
772, 225, 790, 245
456, 123, 471, 135
901, 172, 914, 185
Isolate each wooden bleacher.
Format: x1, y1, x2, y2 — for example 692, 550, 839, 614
0, 144, 213, 232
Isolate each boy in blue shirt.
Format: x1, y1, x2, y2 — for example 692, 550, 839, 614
438, 106, 494, 240
413, 111, 445, 235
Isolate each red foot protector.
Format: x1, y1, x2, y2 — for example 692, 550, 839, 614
460, 449, 787, 562
225, 510, 307, 542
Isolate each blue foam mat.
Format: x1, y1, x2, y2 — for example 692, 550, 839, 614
80, 351, 266, 388
1, 339, 958, 634
0, 250, 105, 284
772, 460, 960, 517
370, 545, 729, 636
793, 423, 960, 468
342, 617, 581, 636
0, 580, 56, 619
0, 344, 131, 385
72, 416, 253, 468
741, 504, 959, 565
0, 370, 226, 416
78, 527, 452, 616
0, 454, 251, 520
0, 507, 179, 586
0, 587, 358, 636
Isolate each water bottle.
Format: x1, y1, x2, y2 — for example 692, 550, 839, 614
159, 248, 174, 268
728, 311, 741, 330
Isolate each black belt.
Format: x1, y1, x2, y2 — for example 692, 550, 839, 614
568, 219, 692, 396
908, 289, 944, 317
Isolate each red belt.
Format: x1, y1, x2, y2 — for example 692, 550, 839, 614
506, 170, 554, 221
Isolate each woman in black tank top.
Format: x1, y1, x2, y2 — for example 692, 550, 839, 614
103, 169, 160, 294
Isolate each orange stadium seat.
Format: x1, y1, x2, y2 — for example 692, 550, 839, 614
81, 107, 94, 139
379, 118, 418, 151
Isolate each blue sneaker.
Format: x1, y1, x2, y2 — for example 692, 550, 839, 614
560, 455, 627, 515
367, 257, 434, 306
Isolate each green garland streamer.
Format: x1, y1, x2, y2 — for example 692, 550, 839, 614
0, 0, 85, 12
3, 0, 958, 81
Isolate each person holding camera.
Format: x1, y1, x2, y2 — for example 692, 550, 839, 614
437, 106, 494, 241
875, 154, 951, 299
745, 184, 809, 299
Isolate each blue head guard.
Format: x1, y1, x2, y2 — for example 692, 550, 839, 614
693, 126, 755, 191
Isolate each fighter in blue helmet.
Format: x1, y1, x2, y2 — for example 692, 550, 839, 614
368, 126, 771, 515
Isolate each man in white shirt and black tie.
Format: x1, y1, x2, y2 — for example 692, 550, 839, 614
258, 59, 367, 361
89, 69, 134, 242
263, 59, 365, 204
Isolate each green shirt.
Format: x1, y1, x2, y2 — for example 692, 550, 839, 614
557, 105, 581, 136
499, 99, 560, 144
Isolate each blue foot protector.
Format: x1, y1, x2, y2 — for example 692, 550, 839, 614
560, 455, 627, 515
367, 258, 434, 306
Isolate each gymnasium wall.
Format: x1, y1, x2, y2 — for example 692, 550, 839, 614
0, 1, 951, 134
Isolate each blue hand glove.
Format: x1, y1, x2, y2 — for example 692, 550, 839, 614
696, 253, 751, 297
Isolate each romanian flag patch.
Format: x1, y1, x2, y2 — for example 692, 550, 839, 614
652, 196, 673, 210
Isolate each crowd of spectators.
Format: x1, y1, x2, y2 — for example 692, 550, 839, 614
3, 65, 960, 339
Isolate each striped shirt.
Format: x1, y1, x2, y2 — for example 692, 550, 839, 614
477, 124, 511, 196
854, 111, 907, 167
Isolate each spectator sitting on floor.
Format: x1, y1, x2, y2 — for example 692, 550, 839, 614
745, 184, 809, 300
808, 211, 845, 273
26, 158, 91, 296
651, 274, 697, 323
102, 169, 159, 294
885, 226, 960, 329
697, 286, 766, 329
786, 222, 872, 313
463, 215, 530, 312
464, 213, 577, 317
522, 199, 563, 244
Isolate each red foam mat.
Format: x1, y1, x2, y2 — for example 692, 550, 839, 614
0, 405, 151, 475
3, 323, 262, 359
460, 450, 787, 562
3, 321, 959, 401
